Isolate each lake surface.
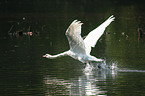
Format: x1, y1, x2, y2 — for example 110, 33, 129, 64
0, 1, 145, 96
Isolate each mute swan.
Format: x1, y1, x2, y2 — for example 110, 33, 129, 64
43, 15, 115, 64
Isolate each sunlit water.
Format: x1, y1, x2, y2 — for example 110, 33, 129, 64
1, 1, 145, 95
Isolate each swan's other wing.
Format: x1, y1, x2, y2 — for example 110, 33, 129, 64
65, 20, 86, 54
84, 15, 115, 54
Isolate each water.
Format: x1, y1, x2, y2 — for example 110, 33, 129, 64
0, 1, 145, 96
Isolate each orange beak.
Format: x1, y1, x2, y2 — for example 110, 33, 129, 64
43, 55, 46, 57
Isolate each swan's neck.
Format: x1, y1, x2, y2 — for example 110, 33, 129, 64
48, 51, 70, 59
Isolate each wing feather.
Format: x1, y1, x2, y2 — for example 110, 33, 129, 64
84, 15, 115, 54
65, 20, 86, 54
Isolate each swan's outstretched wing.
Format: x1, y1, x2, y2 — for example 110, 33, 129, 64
65, 20, 86, 54
84, 15, 115, 54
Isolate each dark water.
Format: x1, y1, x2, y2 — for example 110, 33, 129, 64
0, 1, 145, 96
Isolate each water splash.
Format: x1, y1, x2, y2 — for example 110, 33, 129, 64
84, 63, 94, 73
83, 60, 118, 75
118, 69, 145, 73
94, 60, 118, 70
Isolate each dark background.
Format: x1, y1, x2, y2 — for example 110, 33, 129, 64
0, 0, 144, 13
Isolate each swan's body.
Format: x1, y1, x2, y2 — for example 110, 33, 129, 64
43, 15, 115, 64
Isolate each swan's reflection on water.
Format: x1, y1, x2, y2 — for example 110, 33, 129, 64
43, 76, 71, 95
43, 66, 117, 96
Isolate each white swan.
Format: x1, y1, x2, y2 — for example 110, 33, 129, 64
43, 15, 115, 64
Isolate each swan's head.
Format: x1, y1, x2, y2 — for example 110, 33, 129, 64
43, 54, 51, 58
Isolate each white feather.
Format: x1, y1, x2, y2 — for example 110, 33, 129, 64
84, 15, 115, 55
